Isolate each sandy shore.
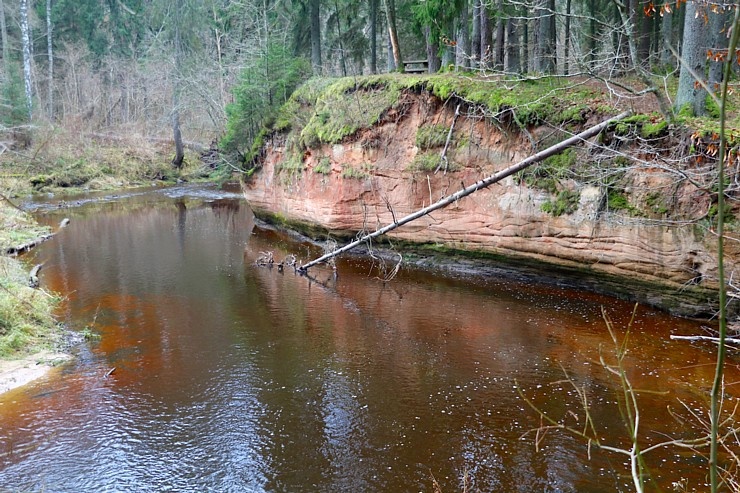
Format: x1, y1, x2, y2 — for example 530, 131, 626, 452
0, 351, 70, 395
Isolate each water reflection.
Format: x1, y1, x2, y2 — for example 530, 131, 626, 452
0, 185, 735, 492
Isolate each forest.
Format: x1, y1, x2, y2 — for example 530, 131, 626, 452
0, 0, 731, 168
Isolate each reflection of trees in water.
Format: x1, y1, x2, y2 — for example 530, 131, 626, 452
175, 199, 187, 253
209, 198, 244, 233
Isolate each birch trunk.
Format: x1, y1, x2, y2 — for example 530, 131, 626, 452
46, 0, 53, 120
20, 0, 32, 121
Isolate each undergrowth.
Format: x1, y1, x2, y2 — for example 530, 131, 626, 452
541, 189, 580, 216
0, 127, 213, 196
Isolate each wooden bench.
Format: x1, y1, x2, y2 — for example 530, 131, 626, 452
403, 59, 428, 74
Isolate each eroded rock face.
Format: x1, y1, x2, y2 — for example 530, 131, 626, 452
243, 95, 729, 317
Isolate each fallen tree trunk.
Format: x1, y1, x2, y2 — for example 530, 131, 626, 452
28, 263, 43, 288
298, 111, 630, 272
5, 233, 54, 256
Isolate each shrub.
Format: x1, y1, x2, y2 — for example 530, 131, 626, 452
416, 124, 449, 150
314, 157, 331, 174
541, 189, 580, 216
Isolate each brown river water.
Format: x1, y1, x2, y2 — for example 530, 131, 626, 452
0, 183, 738, 492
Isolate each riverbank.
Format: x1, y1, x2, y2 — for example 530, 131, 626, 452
242, 74, 739, 318
0, 351, 71, 394
0, 130, 221, 394
0, 200, 68, 394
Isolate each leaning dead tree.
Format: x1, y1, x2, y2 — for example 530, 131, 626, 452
298, 111, 631, 273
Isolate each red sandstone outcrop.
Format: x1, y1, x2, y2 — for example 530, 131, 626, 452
243, 92, 732, 316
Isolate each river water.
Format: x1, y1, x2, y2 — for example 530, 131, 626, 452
0, 184, 736, 492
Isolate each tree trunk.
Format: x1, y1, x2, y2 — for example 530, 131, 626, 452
171, 3, 184, 169
637, 0, 652, 66
472, 0, 481, 68
613, 1, 629, 71
522, 9, 528, 71
46, 0, 53, 120
1, 0, 9, 75
504, 17, 520, 73
425, 25, 441, 73
383, 0, 402, 69
709, 10, 731, 88
480, 5, 492, 69
674, 0, 708, 116
441, 19, 455, 68
334, 0, 347, 76
456, 0, 470, 69
535, 0, 556, 73
564, 0, 571, 74
387, 34, 395, 71
20, 0, 32, 121
659, 9, 673, 68
310, 0, 322, 74
369, 0, 378, 73
588, 0, 596, 68
493, 0, 505, 69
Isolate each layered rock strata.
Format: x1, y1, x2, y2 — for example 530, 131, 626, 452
243, 92, 730, 317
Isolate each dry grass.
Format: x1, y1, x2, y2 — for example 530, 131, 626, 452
0, 256, 61, 359
0, 202, 50, 252
0, 202, 61, 359
0, 126, 211, 196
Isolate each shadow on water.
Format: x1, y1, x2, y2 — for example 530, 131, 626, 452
0, 184, 736, 492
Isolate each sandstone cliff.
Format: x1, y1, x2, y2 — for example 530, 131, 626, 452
242, 75, 735, 317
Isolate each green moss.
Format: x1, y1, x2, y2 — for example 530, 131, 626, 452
607, 189, 642, 216
298, 78, 402, 149
555, 104, 589, 124
641, 119, 668, 139
409, 152, 441, 172
541, 189, 580, 216
314, 157, 331, 174
259, 73, 624, 168
341, 162, 372, 179
416, 124, 449, 150
645, 192, 669, 215
706, 94, 720, 119
519, 148, 576, 193
677, 103, 694, 119
708, 202, 733, 221
276, 152, 305, 176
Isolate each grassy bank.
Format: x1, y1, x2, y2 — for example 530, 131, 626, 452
0, 201, 61, 359
0, 127, 217, 197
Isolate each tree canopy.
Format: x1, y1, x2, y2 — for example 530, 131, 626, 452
0, 0, 732, 153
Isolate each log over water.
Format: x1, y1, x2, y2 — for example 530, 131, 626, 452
299, 111, 631, 272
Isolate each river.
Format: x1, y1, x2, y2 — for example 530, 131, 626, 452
0, 183, 736, 492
